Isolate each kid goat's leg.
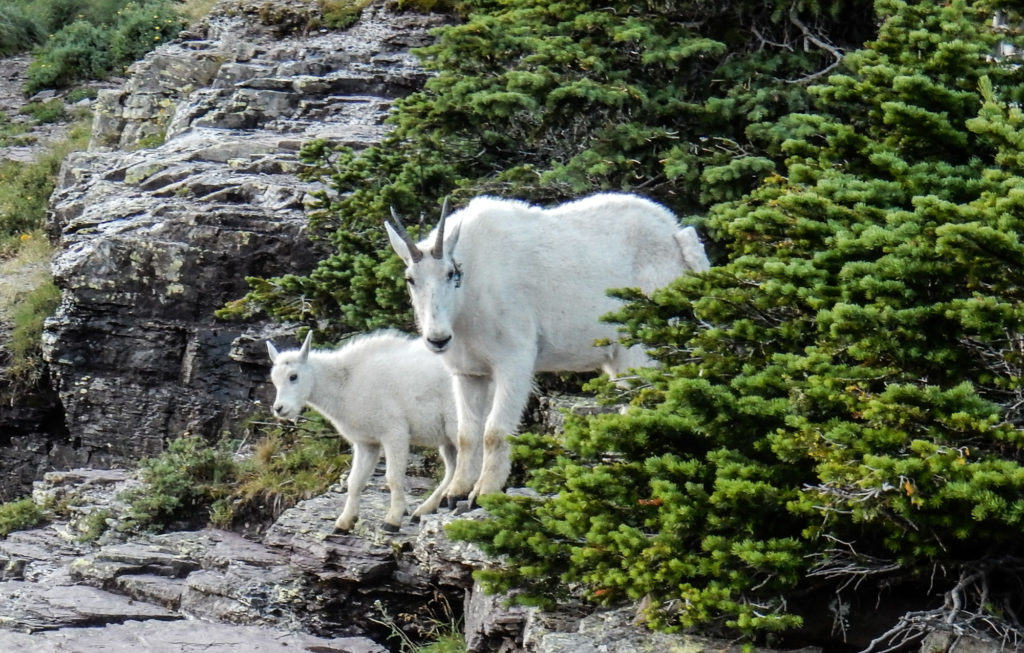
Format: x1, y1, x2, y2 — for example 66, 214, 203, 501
381, 435, 410, 532
335, 441, 380, 533
413, 441, 457, 520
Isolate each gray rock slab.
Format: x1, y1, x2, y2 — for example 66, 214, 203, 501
0, 618, 387, 652
0, 582, 179, 632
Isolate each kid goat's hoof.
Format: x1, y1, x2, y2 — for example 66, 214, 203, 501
380, 521, 401, 533
410, 514, 421, 524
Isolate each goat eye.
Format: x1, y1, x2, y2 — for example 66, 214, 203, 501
289, 373, 298, 382
405, 276, 415, 286
446, 269, 454, 281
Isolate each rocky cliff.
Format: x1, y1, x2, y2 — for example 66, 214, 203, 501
37, 0, 444, 476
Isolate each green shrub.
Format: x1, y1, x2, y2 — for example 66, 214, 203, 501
108, 1, 186, 68
320, 0, 373, 30
118, 417, 350, 534
448, 0, 1024, 645
24, 1, 186, 94
0, 5, 44, 56
33, 0, 90, 33
25, 21, 113, 94
0, 498, 45, 537
120, 436, 240, 532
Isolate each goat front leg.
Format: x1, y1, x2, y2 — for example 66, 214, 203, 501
380, 435, 410, 533
446, 373, 489, 507
470, 362, 533, 503
335, 441, 380, 533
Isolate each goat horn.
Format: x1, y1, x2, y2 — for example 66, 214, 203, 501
389, 206, 423, 262
431, 196, 451, 260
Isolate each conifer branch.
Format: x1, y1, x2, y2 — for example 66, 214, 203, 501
787, 10, 844, 84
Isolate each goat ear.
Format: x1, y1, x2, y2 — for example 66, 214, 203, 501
267, 340, 279, 363
298, 331, 313, 363
385, 221, 414, 265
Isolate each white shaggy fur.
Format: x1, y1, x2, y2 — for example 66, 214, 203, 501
267, 330, 465, 532
386, 192, 710, 503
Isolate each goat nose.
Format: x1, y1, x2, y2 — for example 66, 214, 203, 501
427, 335, 452, 350
273, 404, 283, 415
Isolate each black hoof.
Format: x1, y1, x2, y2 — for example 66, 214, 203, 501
410, 514, 421, 524
333, 526, 351, 535
381, 521, 401, 533
446, 494, 468, 510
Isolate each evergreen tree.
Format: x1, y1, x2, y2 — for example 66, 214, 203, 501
449, 0, 1024, 647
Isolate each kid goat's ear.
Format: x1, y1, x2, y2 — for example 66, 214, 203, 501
267, 340, 279, 363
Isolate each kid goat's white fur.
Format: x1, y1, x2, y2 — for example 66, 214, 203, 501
386, 192, 710, 504
267, 330, 464, 532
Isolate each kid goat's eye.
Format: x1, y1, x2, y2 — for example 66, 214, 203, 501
289, 373, 298, 382
405, 276, 415, 286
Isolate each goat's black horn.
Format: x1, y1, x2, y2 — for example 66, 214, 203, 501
431, 197, 451, 260
389, 206, 423, 262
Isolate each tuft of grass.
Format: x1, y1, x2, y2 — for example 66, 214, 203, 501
0, 114, 91, 247
414, 634, 465, 653
0, 497, 45, 537
119, 435, 239, 533
2, 275, 60, 399
228, 414, 351, 524
180, 0, 219, 24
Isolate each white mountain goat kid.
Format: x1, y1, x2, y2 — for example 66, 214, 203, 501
266, 330, 463, 533
386, 192, 710, 505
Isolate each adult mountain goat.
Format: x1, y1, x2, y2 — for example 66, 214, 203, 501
267, 330, 465, 533
386, 192, 710, 504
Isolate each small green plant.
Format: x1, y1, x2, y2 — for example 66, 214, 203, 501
0, 498, 45, 537
76, 508, 113, 542
21, 99, 66, 124
64, 86, 98, 103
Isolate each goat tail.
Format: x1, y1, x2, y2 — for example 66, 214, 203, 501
674, 226, 711, 272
